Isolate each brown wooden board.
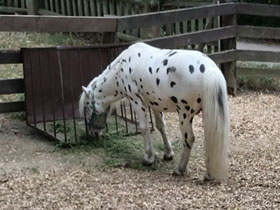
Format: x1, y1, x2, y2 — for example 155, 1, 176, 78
117, 3, 236, 31
146, 26, 236, 49
0, 101, 25, 113
0, 15, 117, 32
237, 26, 280, 40
236, 50, 280, 63
236, 3, 280, 18
0, 79, 25, 94
0, 49, 22, 64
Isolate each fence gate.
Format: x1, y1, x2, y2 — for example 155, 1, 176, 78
22, 44, 154, 145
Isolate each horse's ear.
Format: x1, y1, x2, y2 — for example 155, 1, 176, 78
82, 86, 90, 96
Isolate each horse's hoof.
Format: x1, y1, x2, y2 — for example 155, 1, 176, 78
163, 154, 173, 161
172, 168, 184, 176
204, 172, 214, 181
142, 159, 154, 166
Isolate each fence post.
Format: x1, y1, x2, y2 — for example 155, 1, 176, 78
26, 0, 39, 15
220, 0, 237, 96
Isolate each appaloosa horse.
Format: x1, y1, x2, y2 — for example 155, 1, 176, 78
79, 42, 230, 182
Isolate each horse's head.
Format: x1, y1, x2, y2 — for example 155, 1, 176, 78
79, 86, 109, 138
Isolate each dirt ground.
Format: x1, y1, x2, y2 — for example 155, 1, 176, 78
0, 90, 280, 210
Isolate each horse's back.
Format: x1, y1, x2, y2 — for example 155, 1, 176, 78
122, 43, 220, 112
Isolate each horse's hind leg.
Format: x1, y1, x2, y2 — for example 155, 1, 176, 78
153, 110, 174, 160
173, 117, 195, 176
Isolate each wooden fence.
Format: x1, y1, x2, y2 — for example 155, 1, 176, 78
1, 2, 280, 113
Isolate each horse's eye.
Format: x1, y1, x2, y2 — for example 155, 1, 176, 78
86, 102, 89, 105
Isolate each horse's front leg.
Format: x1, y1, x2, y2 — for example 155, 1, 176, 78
136, 106, 155, 166
173, 115, 195, 176
153, 110, 174, 160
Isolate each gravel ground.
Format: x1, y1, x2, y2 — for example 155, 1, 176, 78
0, 91, 280, 210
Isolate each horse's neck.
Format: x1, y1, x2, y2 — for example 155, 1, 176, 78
93, 69, 122, 106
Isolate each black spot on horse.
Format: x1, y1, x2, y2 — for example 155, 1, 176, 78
134, 101, 138, 105
164, 107, 168, 111
170, 96, 178, 103
176, 105, 181, 110
168, 51, 177, 57
99, 89, 102, 93
197, 98, 201, 103
114, 91, 118, 97
149, 67, 153, 74
189, 65, 194, 74
185, 139, 191, 149
122, 59, 127, 63
141, 107, 145, 112
181, 99, 188, 104
150, 56, 153, 59
138, 52, 141, 57
128, 84, 131, 92
163, 59, 168, 66
156, 78, 160, 86
140, 85, 143, 89
116, 81, 119, 87
167, 66, 176, 74
121, 68, 124, 72
185, 133, 188, 139
200, 64, 205, 73
124, 87, 127, 92
129, 67, 132, 74
185, 106, 190, 111
154, 102, 159, 106
129, 57, 131, 62
129, 96, 134, 101
183, 113, 186, 119
121, 79, 124, 84
158, 98, 162, 101
139, 78, 142, 82
181, 121, 184, 126
191, 109, 195, 114
190, 117, 193, 124
146, 92, 150, 95
156, 67, 160, 73
170, 81, 176, 88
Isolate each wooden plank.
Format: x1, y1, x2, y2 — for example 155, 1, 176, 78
83, 0, 89, 16
26, 0, 39, 15
0, 6, 27, 14
236, 50, 280, 63
44, 0, 49, 10
65, 0, 71, 15
49, 0, 54, 12
236, 2, 280, 18
21, 0, 25, 8
117, 3, 236, 31
209, 49, 236, 64
0, 15, 117, 33
109, 0, 115, 15
237, 25, 280, 40
0, 49, 22, 64
89, 0, 96, 16
0, 79, 25, 94
78, 0, 83, 16
0, 101, 25, 113
146, 26, 236, 49
72, 0, 77, 16
60, 0, 66, 15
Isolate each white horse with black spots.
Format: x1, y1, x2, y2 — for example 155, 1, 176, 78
79, 42, 230, 182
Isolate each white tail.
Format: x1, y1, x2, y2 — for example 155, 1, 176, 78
202, 67, 230, 182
